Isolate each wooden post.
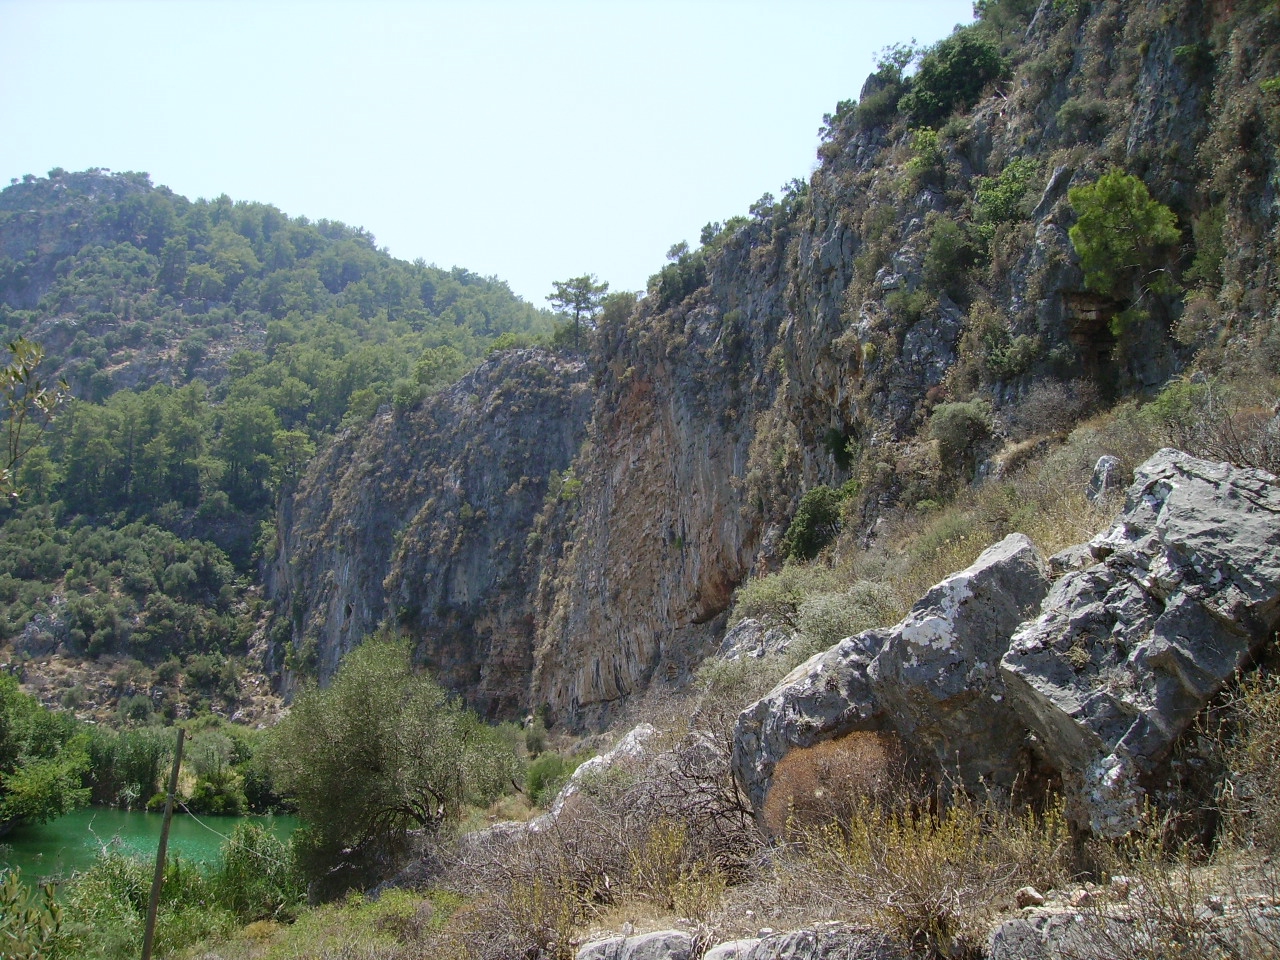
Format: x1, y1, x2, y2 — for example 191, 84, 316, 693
142, 726, 184, 960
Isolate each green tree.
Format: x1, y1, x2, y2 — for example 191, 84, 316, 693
1067, 168, 1182, 302
782, 486, 844, 561
547, 274, 609, 350
1, 338, 68, 502
267, 638, 520, 897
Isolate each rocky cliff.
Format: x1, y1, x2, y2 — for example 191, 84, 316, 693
268, 348, 591, 717
271, 0, 1280, 726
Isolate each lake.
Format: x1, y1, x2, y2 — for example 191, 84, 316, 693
0, 807, 298, 883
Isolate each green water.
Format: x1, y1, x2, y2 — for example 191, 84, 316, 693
0, 807, 298, 883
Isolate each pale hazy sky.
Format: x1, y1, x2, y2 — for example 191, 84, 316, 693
1, 0, 975, 304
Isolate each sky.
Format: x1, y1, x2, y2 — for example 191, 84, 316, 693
1, 0, 976, 305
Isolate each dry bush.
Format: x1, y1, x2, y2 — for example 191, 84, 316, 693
762, 732, 905, 838
1220, 673, 1280, 852
1007, 378, 1101, 441
1069, 826, 1280, 960
1142, 378, 1280, 475
785, 789, 1073, 958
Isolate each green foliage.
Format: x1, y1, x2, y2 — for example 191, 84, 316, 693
1067, 168, 1182, 302
906, 127, 946, 189
0, 169, 556, 684
1055, 96, 1111, 141
795, 581, 902, 651
901, 29, 1007, 128
0, 508, 250, 664
929, 400, 993, 469
649, 242, 708, 310
923, 215, 978, 300
213, 822, 305, 922
0, 337, 69, 502
973, 157, 1040, 240
525, 751, 589, 808
83, 725, 173, 808
972, 0, 1039, 49
546, 274, 608, 351
268, 638, 520, 897
782, 486, 844, 561
0, 674, 90, 831
1186, 202, 1227, 290
0, 868, 61, 959
729, 564, 840, 630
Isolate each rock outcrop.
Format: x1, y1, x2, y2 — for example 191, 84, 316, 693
736, 450, 1280, 835
1001, 449, 1280, 834
734, 534, 1050, 819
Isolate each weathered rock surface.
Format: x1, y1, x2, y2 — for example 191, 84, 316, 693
741, 929, 907, 959
719, 618, 795, 661
267, 349, 591, 716
734, 534, 1050, 818
1001, 449, 1280, 834
579, 929, 906, 960
577, 931, 693, 960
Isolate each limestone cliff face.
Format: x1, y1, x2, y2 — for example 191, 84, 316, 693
268, 349, 591, 717
272, 0, 1280, 728
530, 234, 790, 727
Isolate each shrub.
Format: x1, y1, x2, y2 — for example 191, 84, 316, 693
213, 822, 304, 923
795, 581, 902, 652
268, 638, 521, 898
1007, 378, 1100, 439
781, 486, 844, 561
974, 156, 1039, 236
792, 790, 1071, 956
0, 869, 61, 959
762, 732, 905, 837
901, 30, 1007, 128
923, 215, 977, 300
1223, 673, 1280, 851
526, 751, 588, 809
1055, 96, 1111, 141
929, 400, 992, 470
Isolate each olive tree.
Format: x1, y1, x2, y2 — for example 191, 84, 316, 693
269, 638, 519, 896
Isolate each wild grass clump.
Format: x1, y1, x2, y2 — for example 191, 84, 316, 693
783, 789, 1073, 957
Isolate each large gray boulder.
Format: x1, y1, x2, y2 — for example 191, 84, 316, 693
867, 533, 1050, 793
1001, 449, 1280, 835
734, 534, 1050, 820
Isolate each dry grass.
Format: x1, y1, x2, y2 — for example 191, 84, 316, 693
780, 790, 1074, 957
762, 731, 905, 838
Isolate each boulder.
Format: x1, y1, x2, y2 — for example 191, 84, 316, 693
702, 939, 761, 960
867, 533, 1050, 793
734, 534, 1050, 819
733, 630, 889, 818
1001, 450, 1280, 835
719, 618, 795, 661
577, 931, 693, 960
1086, 454, 1124, 503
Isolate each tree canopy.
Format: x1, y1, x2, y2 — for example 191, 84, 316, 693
267, 638, 520, 897
1068, 168, 1182, 302
547, 274, 609, 350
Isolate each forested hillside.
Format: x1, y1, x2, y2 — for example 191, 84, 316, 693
0, 169, 556, 720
